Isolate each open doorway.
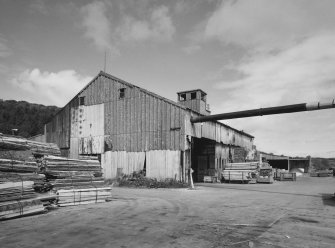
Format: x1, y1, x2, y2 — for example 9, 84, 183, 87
191, 137, 216, 182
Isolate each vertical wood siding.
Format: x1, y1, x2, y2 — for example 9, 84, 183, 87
102, 75, 186, 152
46, 72, 253, 159
45, 104, 70, 148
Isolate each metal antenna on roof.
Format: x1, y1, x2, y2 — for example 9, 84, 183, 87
104, 50, 107, 72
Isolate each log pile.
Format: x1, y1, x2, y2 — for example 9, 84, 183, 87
222, 162, 259, 182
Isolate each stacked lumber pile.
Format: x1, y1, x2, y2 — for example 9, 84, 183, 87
41, 156, 103, 184
39, 155, 112, 206
0, 172, 45, 183
0, 135, 30, 150
0, 159, 37, 173
0, 180, 45, 220
27, 140, 61, 156
56, 187, 112, 206
0, 134, 60, 156
222, 162, 259, 182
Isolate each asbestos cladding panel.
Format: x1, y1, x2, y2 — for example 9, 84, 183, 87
185, 112, 201, 138
70, 137, 79, 159
146, 150, 181, 180
101, 151, 145, 179
219, 126, 230, 144
75, 104, 105, 154
202, 122, 216, 140
80, 104, 104, 137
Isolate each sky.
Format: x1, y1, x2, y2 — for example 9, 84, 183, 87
0, 0, 334, 158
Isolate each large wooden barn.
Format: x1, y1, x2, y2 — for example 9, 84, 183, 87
45, 71, 254, 182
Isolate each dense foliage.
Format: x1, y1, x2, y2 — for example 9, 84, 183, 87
119, 170, 188, 188
0, 99, 59, 138
311, 157, 335, 170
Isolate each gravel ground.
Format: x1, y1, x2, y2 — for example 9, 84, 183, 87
1, 176, 334, 248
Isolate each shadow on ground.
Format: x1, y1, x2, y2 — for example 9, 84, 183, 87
321, 193, 335, 206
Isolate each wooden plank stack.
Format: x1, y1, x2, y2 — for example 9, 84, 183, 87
0, 134, 60, 156
27, 140, 61, 156
222, 162, 259, 182
0, 180, 45, 220
0, 135, 30, 150
0, 159, 37, 173
41, 156, 103, 183
56, 187, 112, 207
39, 155, 112, 206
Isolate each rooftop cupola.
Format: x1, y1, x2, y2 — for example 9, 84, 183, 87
177, 89, 210, 116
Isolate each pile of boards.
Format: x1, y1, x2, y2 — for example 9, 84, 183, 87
310, 170, 333, 177
222, 162, 259, 183
0, 176, 45, 220
39, 155, 112, 206
0, 134, 61, 156
0, 159, 37, 173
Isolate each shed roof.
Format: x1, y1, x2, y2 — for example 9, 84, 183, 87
177, 89, 207, 95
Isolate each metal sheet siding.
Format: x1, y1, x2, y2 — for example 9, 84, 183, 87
184, 111, 253, 150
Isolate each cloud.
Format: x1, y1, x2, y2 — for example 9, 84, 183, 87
215, 33, 335, 110
80, 1, 114, 52
118, 5, 175, 42
11, 69, 92, 106
204, 0, 335, 51
79, 1, 175, 52
210, 33, 335, 157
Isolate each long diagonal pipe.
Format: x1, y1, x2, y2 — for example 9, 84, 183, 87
190, 100, 335, 123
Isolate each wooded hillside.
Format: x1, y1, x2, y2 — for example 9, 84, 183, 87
0, 100, 59, 138
311, 157, 335, 170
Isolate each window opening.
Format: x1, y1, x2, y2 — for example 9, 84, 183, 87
179, 93, 186, 101
119, 88, 126, 99
79, 96, 85, 106
201, 93, 206, 102
191, 92, 197, 100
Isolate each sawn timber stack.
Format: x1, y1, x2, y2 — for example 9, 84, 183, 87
40, 155, 112, 206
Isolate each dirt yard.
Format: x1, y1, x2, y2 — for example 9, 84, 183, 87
1, 177, 335, 248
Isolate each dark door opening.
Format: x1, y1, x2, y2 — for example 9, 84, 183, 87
191, 137, 216, 182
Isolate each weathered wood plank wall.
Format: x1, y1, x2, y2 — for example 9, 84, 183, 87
46, 72, 253, 159
185, 111, 253, 151
92, 74, 186, 152
45, 104, 70, 149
